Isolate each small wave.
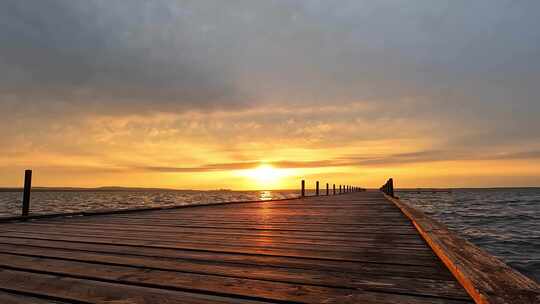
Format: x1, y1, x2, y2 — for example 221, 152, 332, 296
398, 188, 540, 283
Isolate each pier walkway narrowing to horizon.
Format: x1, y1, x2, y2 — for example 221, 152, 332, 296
0, 190, 537, 303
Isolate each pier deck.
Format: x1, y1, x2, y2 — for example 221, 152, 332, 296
0, 191, 478, 303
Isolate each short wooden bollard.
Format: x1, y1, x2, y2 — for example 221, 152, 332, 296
316, 181, 319, 196
387, 178, 394, 197
333, 184, 336, 195
301, 180, 305, 197
326, 183, 329, 196
380, 178, 395, 197
339, 185, 342, 194
22, 169, 32, 216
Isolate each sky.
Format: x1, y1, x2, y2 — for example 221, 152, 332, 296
1, 0, 540, 189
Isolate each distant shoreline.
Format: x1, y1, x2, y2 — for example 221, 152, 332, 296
0, 186, 539, 193
0, 187, 200, 193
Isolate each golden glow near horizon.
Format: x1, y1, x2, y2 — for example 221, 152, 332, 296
237, 164, 296, 190
1, 106, 540, 190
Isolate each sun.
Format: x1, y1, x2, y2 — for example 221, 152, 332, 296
239, 164, 290, 189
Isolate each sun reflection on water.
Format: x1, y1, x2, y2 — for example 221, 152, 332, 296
259, 190, 274, 201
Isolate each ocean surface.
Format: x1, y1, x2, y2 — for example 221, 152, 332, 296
0, 188, 538, 283
0, 189, 300, 217
397, 188, 540, 283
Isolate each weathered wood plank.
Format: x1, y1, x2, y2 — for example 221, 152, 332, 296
0, 268, 474, 304
0, 239, 453, 280
0, 227, 432, 252
6, 221, 425, 241
0, 222, 428, 246
0, 233, 441, 266
0, 253, 471, 302
0, 247, 470, 299
0, 291, 67, 304
0, 268, 272, 304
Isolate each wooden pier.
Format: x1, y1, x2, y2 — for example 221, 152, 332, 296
0, 190, 538, 303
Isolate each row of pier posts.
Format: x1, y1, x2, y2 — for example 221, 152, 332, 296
301, 180, 365, 197
16, 170, 368, 216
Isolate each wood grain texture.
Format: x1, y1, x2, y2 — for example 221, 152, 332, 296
0, 191, 475, 303
386, 194, 540, 304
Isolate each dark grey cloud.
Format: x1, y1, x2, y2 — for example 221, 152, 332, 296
0, 0, 249, 114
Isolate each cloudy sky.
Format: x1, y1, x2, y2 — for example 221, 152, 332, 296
1, 0, 540, 189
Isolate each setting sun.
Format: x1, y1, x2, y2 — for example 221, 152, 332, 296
238, 164, 293, 189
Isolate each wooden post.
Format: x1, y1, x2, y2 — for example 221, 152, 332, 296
339, 185, 342, 194
316, 181, 319, 196
22, 170, 32, 216
388, 178, 394, 197
326, 183, 329, 196
380, 178, 395, 197
333, 184, 336, 195
301, 180, 305, 197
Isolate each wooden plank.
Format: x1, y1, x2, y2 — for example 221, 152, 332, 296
0, 246, 471, 300
6, 221, 425, 242
0, 268, 271, 304
0, 222, 428, 245
0, 239, 454, 280
0, 227, 431, 251
0, 290, 67, 304
0, 269, 474, 304
0, 253, 471, 302
27, 220, 419, 234
386, 194, 540, 304
0, 233, 441, 266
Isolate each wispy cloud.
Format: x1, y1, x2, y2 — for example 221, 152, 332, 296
140, 149, 540, 173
